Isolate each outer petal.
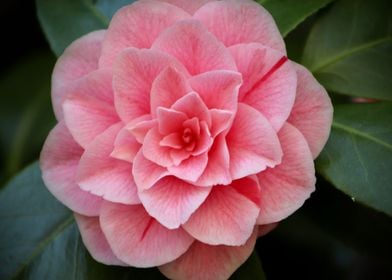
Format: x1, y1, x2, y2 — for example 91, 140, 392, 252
152, 20, 237, 75
227, 103, 282, 180
139, 177, 211, 229
150, 66, 192, 117
194, 0, 285, 52
77, 123, 140, 205
40, 122, 102, 216
152, 0, 215, 14
189, 70, 242, 113
99, 0, 190, 68
100, 202, 194, 267
132, 151, 169, 191
257, 123, 316, 225
63, 69, 119, 148
159, 229, 258, 280
288, 63, 333, 158
183, 178, 260, 246
52, 30, 105, 119
113, 48, 186, 122
239, 44, 297, 131
74, 214, 125, 266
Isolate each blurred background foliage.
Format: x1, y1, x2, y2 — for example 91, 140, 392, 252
0, 0, 391, 279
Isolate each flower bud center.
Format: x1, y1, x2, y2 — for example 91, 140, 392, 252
182, 128, 193, 144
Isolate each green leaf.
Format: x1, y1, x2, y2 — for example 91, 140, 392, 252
316, 102, 392, 216
36, 0, 109, 56
230, 252, 266, 280
302, 0, 392, 101
95, 0, 135, 19
0, 163, 163, 279
258, 0, 335, 37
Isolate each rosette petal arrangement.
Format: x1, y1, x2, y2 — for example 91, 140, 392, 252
40, 0, 333, 279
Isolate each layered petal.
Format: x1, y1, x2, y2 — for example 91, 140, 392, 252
63, 69, 119, 148
153, 0, 215, 14
52, 30, 105, 119
143, 127, 175, 167
288, 64, 333, 158
139, 177, 211, 229
111, 126, 141, 163
194, 0, 285, 52
100, 202, 194, 267
189, 70, 242, 113
40, 122, 102, 216
113, 48, 186, 122
168, 153, 209, 182
239, 44, 297, 131
159, 229, 257, 280
183, 178, 260, 246
257, 123, 316, 225
77, 124, 140, 205
99, 0, 190, 67
150, 66, 192, 116
152, 20, 236, 75
171, 92, 211, 125
132, 151, 169, 191
74, 214, 125, 266
227, 103, 282, 180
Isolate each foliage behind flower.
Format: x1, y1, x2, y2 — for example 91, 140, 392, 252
40, 0, 332, 279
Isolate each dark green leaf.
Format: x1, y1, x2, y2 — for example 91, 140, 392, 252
258, 0, 335, 37
302, 0, 392, 101
36, 0, 108, 56
230, 251, 266, 280
95, 0, 135, 19
0, 163, 167, 279
316, 102, 392, 216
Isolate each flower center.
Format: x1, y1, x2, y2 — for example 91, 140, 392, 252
182, 128, 193, 144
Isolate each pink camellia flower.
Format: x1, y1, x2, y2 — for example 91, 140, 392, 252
40, 0, 333, 279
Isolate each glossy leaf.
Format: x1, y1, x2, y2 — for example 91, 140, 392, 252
36, 0, 108, 56
302, 0, 392, 101
316, 102, 392, 216
0, 163, 163, 279
259, 0, 335, 37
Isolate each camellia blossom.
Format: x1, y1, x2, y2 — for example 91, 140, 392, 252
40, 0, 333, 279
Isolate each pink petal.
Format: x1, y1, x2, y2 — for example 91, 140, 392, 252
139, 176, 211, 229
240, 44, 297, 131
99, 1, 190, 68
40, 122, 102, 216
171, 92, 211, 125
127, 115, 156, 144
132, 150, 169, 191
227, 103, 282, 180
152, 20, 236, 75
183, 180, 260, 246
194, 135, 231, 187
113, 48, 186, 122
52, 30, 105, 120
152, 0, 215, 14
159, 229, 258, 280
100, 202, 194, 267
160, 132, 183, 149
229, 43, 267, 100
62, 69, 119, 148
111, 126, 141, 163
150, 66, 192, 117
192, 121, 213, 156
256, 123, 316, 225
189, 70, 242, 113
209, 109, 234, 137
74, 214, 125, 266
194, 0, 285, 52
143, 127, 174, 167
168, 153, 208, 182
258, 223, 278, 237
288, 63, 333, 158
77, 123, 140, 205
157, 107, 188, 135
